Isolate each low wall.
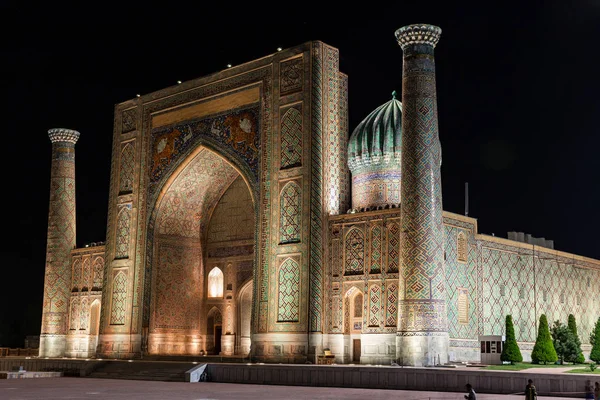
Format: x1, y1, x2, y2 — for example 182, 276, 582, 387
0, 358, 102, 377
205, 363, 594, 398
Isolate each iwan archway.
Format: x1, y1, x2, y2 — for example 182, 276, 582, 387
147, 145, 256, 356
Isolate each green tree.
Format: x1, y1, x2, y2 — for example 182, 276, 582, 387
501, 315, 522, 364
567, 314, 585, 363
590, 317, 600, 363
551, 320, 580, 364
531, 314, 558, 365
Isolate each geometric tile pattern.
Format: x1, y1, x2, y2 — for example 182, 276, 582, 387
153, 242, 201, 330
369, 284, 381, 326
386, 283, 398, 327
121, 108, 136, 133
110, 271, 127, 325
155, 149, 239, 239
310, 42, 325, 332
70, 299, 79, 330
457, 231, 467, 263
387, 222, 400, 273
480, 241, 600, 344
370, 226, 382, 273
280, 57, 303, 96
72, 259, 81, 291
41, 138, 78, 337
444, 224, 477, 340
325, 46, 342, 216
277, 258, 300, 322
344, 227, 364, 275
92, 257, 103, 290
115, 204, 131, 259
80, 297, 89, 330
82, 258, 90, 290
397, 35, 447, 333
339, 73, 350, 213
280, 106, 302, 169
207, 175, 255, 244
279, 182, 301, 244
119, 142, 135, 194
352, 169, 402, 210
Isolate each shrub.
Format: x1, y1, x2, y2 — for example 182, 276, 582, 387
567, 314, 585, 363
590, 317, 600, 363
531, 314, 558, 365
551, 319, 580, 364
590, 362, 597, 372
500, 315, 522, 364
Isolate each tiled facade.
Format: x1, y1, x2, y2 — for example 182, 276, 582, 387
42, 37, 600, 365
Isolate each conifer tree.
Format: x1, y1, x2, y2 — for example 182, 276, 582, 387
552, 319, 580, 364
531, 314, 558, 365
501, 315, 522, 364
590, 317, 600, 363
567, 314, 585, 364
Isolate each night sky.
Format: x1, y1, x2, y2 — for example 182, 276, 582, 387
2, 2, 599, 347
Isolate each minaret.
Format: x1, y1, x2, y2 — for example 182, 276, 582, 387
39, 128, 80, 358
395, 24, 448, 366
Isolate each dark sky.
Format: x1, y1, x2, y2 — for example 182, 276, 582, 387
1, 1, 599, 347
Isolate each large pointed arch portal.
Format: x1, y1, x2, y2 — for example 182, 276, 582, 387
146, 145, 256, 356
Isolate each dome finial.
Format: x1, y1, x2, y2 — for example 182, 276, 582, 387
392, 90, 397, 99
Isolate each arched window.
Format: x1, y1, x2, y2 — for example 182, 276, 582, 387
89, 300, 101, 336
353, 292, 363, 318
208, 267, 224, 298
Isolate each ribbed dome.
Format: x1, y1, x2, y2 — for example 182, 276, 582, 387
348, 92, 402, 171
347, 92, 403, 212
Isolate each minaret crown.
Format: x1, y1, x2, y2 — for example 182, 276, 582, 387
48, 128, 80, 144
395, 24, 442, 49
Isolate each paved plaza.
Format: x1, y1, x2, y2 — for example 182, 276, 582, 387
0, 378, 582, 400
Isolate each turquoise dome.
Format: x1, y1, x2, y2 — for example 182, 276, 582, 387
347, 92, 403, 211
348, 92, 402, 172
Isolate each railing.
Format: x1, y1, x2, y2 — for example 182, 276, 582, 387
0, 348, 39, 357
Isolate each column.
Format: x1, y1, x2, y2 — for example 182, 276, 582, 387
39, 128, 80, 357
395, 24, 448, 366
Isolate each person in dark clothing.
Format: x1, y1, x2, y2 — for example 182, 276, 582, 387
464, 383, 477, 400
525, 379, 537, 400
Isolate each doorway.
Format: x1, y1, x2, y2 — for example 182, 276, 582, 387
353, 339, 361, 363
214, 326, 222, 354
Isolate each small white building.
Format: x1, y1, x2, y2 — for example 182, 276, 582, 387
479, 335, 504, 365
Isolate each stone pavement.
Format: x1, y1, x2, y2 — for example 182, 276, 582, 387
0, 378, 581, 399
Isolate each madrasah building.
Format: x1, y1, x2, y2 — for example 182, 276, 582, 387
39, 24, 600, 366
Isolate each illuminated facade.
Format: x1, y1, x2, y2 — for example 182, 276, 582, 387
40, 25, 600, 365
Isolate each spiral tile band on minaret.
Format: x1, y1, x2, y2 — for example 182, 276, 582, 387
39, 128, 79, 357
395, 24, 449, 367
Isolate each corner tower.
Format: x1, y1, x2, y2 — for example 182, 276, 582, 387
395, 24, 448, 366
40, 128, 80, 357
347, 93, 402, 211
